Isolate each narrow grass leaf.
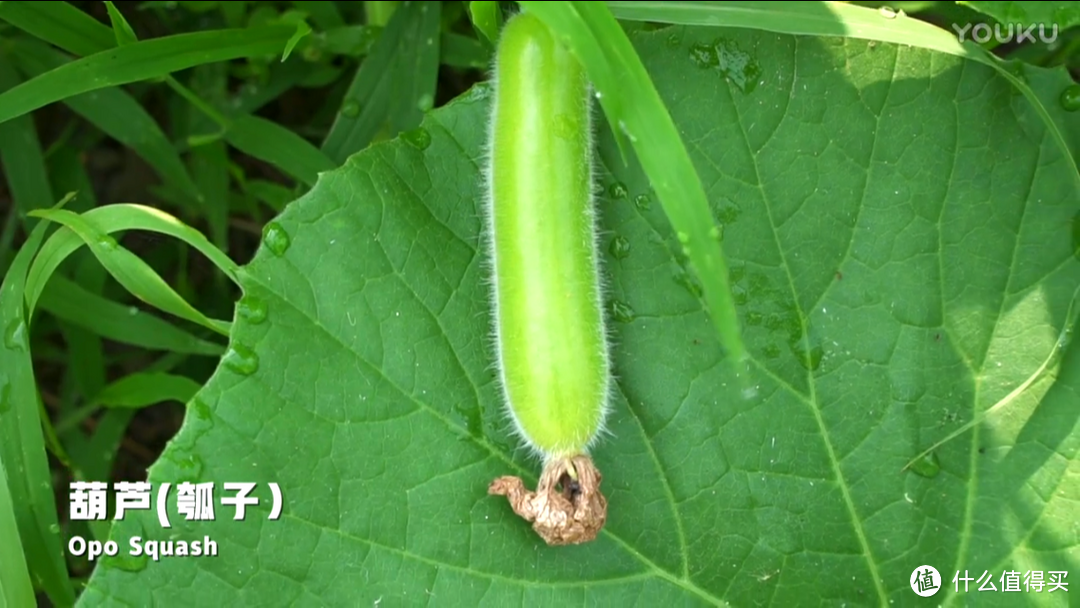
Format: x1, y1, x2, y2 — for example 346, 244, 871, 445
281, 20, 314, 62
10, 38, 203, 205
294, 0, 346, 29
246, 179, 299, 213
0, 25, 296, 127
27, 209, 232, 336
0, 454, 34, 608
38, 275, 225, 356
226, 114, 337, 186
90, 372, 200, 409
305, 25, 382, 57
0, 60, 54, 217
520, 1, 748, 366
103, 1, 138, 46
25, 203, 241, 314
0, 1, 115, 57
468, 0, 502, 43
322, 1, 441, 163
441, 32, 490, 69
0, 205, 75, 608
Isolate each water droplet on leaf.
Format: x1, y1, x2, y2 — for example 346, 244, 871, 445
609, 236, 631, 259
909, 451, 940, 478
451, 402, 482, 438
237, 296, 268, 324
633, 194, 651, 211
191, 398, 212, 420
262, 222, 291, 256
676, 231, 690, 244
223, 343, 259, 376
608, 182, 628, 200
610, 300, 635, 323
1061, 84, 1080, 112
673, 266, 703, 297
402, 127, 431, 150
791, 343, 823, 371
689, 43, 717, 68
715, 39, 761, 93
416, 93, 434, 112
879, 6, 897, 18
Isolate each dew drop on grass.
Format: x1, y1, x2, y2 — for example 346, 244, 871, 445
609, 236, 631, 260
96, 234, 119, 251
1061, 84, 1080, 112
340, 99, 361, 118
416, 93, 434, 112
610, 300, 635, 323
262, 222, 291, 257
4, 319, 27, 351
49, 523, 60, 534
909, 451, 941, 478
633, 194, 651, 211
879, 6, 897, 18
223, 343, 259, 376
402, 127, 431, 150
237, 296, 268, 324
608, 182, 629, 200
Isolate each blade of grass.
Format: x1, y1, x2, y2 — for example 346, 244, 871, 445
27, 208, 232, 336
294, 0, 346, 29
25, 203, 241, 314
9, 38, 204, 205
603, 1, 1079, 186
468, 1, 502, 44
0, 25, 296, 127
441, 32, 490, 69
0, 58, 54, 217
54, 372, 200, 435
321, 0, 441, 163
38, 275, 225, 356
365, 1, 401, 26
519, 1, 748, 368
91, 372, 201, 409
226, 115, 337, 186
0, 1, 115, 57
103, 1, 138, 46
0, 452, 35, 608
246, 179, 300, 213
0, 197, 76, 608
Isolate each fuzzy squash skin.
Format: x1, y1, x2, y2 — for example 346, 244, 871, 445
485, 13, 610, 460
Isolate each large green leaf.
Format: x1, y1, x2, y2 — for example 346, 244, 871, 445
76, 25, 1079, 606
